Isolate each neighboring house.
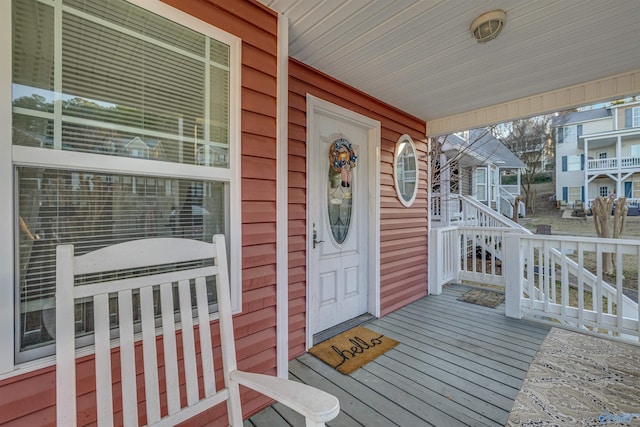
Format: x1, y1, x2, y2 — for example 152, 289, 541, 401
554, 102, 640, 211
122, 137, 166, 160
433, 129, 526, 225
502, 131, 554, 173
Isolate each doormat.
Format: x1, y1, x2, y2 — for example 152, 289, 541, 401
457, 288, 505, 308
308, 326, 399, 375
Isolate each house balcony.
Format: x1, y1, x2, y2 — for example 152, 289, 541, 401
587, 156, 640, 173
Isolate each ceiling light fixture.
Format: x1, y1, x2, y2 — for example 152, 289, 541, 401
470, 9, 506, 43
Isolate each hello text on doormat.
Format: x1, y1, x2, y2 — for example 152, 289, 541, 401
308, 326, 399, 374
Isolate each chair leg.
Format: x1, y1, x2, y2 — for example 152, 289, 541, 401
226, 382, 244, 426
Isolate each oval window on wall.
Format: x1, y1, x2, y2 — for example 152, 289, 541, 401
394, 134, 418, 206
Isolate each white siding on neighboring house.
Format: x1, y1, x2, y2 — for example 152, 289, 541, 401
555, 111, 612, 204
555, 103, 640, 207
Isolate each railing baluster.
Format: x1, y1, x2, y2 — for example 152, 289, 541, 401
528, 240, 534, 310
481, 229, 486, 278
616, 248, 623, 334
544, 240, 550, 312
577, 242, 584, 327
560, 241, 568, 320
596, 243, 603, 329
637, 248, 640, 337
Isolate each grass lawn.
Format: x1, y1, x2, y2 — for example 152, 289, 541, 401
518, 182, 639, 292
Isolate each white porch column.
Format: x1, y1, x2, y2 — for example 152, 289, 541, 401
276, 13, 289, 379
584, 138, 589, 205
616, 135, 623, 197
440, 153, 451, 226
428, 228, 443, 295
504, 233, 523, 319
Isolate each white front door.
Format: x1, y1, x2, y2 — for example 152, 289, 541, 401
307, 97, 379, 340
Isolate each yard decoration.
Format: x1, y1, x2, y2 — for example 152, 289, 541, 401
591, 196, 628, 274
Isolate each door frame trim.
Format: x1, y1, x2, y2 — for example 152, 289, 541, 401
305, 94, 381, 350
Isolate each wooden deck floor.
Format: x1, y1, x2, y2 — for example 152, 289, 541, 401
245, 284, 551, 427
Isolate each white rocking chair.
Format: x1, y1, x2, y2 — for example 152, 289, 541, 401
56, 235, 339, 426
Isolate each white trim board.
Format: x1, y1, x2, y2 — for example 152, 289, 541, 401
276, 13, 289, 379
428, 68, 640, 136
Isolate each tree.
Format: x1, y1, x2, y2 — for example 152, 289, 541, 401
494, 116, 553, 212
430, 128, 500, 195
591, 196, 628, 274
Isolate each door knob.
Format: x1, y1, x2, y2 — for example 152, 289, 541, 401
313, 226, 324, 249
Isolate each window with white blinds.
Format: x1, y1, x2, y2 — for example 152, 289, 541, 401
13, 0, 230, 166
11, 0, 240, 362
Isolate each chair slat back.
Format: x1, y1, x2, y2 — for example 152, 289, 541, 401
56, 235, 235, 426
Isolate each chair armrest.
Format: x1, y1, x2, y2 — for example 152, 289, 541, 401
230, 370, 339, 424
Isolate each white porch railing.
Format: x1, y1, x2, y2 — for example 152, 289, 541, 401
459, 195, 520, 228
432, 191, 526, 227
586, 198, 640, 208
429, 196, 640, 344
587, 156, 640, 171
428, 225, 460, 294
428, 197, 525, 294
431, 193, 463, 226
498, 187, 525, 219
431, 192, 442, 220
621, 157, 640, 168
505, 233, 640, 343
501, 184, 520, 194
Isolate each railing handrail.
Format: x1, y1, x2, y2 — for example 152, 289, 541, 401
500, 185, 520, 195
460, 195, 527, 230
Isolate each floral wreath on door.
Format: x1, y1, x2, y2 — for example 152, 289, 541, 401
328, 137, 357, 187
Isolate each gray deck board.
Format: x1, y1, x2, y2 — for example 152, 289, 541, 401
370, 321, 523, 395
393, 306, 541, 357
372, 316, 528, 385
247, 284, 551, 427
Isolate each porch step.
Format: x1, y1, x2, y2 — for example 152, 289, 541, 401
312, 313, 375, 345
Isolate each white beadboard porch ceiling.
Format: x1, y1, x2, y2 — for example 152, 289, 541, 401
258, 0, 640, 135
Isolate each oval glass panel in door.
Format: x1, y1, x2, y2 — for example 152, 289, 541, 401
327, 138, 357, 244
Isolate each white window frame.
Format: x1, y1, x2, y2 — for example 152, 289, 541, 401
394, 134, 418, 207
490, 166, 498, 204
568, 186, 581, 205
564, 126, 577, 143
567, 155, 581, 171
475, 167, 487, 202
633, 107, 640, 128
633, 179, 640, 199
597, 152, 607, 159
1, 0, 242, 377
599, 186, 609, 198
631, 144, 640, 158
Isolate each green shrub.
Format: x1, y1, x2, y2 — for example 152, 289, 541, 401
533, 172, 552, 183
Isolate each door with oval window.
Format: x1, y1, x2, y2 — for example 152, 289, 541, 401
307, 103, 371, 339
